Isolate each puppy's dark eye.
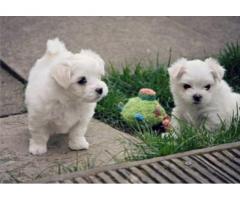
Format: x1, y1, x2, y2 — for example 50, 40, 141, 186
204, 84, 211, 90
183, 84, 191, 90
78, 77, 87, 85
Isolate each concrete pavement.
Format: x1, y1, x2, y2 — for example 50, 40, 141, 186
0, 67, 25, 117
0, 114, 136, 182
1, 17, 239, 80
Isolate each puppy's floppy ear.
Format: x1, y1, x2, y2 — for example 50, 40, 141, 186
51, 63, 71, 89
205, 57, 225, 81
168, 58, 187, 79
80, 49, 105, 75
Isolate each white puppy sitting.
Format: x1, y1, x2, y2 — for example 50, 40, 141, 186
25, 38, 108, 155
168, 58, 240, 132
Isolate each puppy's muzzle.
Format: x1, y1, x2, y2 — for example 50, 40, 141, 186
193, 94, 202, 104
95, 81, 108, 101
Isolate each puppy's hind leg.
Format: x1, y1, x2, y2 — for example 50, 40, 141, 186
29, 124, 50, 155
68, 120, 90, 150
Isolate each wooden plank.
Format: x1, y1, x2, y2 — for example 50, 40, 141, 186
139, 164, 169, 183
193, 155, 235, 183
84, 175, 102, 183
96, 172, 116, 183
221, 150, 240, 165
170, 158, 210, 183
181, 156, 223, 183
117, 168, 143, 183
128, 167, 156, 183
160, 160, 196, 183
211, 152, 240, 174
74, 177, 88, 183
121, 169, 142, 184
107, 170, 130, 183
202, 153, 240, 182
230, 149, 240, 157
149, 163, 182, 183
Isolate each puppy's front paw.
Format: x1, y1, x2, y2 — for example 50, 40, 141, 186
161, 132, 178, 139
68, 137, 89, 150
29, 139, 47, 155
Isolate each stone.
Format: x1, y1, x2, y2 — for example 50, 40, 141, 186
0, 67, 25, 116
0, 114, 137, 182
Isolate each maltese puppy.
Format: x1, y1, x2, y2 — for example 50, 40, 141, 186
25, 38, 108, 155
168, 58, 240, 132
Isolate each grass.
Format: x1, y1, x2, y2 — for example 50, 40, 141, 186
218, 41, 240, 92
56, 156, 97, 174
33, 152, 97, 180
124, 115, 240, 161
95, 42, 240, 161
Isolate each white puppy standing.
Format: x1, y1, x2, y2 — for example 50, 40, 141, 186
168, 58, 240, 132
25, 38, 108, 155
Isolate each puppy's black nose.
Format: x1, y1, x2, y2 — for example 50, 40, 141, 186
95, 88, 103, 95
193, 94, 202, 102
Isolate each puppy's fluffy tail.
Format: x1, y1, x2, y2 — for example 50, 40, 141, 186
46, 38, 67, 56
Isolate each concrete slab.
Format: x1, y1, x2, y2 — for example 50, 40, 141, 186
0, 67, 25, 117
1, 17, 238, 80
0, 114, 136, 183
168, 17, 240, 45
0, 172, 17, 183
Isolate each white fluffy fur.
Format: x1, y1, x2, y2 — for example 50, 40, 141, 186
168, 58, 240, 132
25, 38, 108, 155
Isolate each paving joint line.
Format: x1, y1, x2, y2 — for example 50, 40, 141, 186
0, 110, 27, 118
0, 59, 28, 85
0, 59, 28, 118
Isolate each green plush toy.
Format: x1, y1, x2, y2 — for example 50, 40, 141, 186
120, 88, 171, 133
